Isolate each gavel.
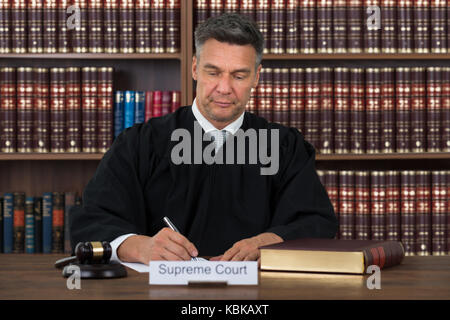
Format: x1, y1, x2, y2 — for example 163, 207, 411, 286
55, 241, 112, 268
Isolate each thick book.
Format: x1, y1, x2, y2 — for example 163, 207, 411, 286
50, 67, 66, 153
34, 67, 50, 153
66, 67, 81, 153
273, 68, 290, 128
256, 0, 270, 54
0, 67, 17, 153
16, 67, 34, 152
13, 192, 25, 253
260, 238, 405, 274
270, 0, 285, 54
97, 67, 114, 152
150, 0, 164, 53
319, 67, 333, 153
350, 68, 365, 154
411, 67, 426, 152
0, 0, 11, 53
81, 67, 98, 152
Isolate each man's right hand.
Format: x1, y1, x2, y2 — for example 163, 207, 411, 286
116, 228, 199, 265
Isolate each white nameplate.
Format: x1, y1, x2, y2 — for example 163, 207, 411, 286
149, 261, 258, 285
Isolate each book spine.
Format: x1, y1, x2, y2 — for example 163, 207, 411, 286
416, 170, 431, 255
166, 0, 180, 53
339, 171, 355, 239
410, 67, 426, 152
355, 171, 370, 240
239, 0, 256, 21
443, 67, 450, 151
16, 67, 34, 153
51, 192, 64, 253
380, 68, 395, 153
289, 68, 304, 132
114, 91, 124, 137
364, 0, 381, 53
334, 67, 350, 153
325, 170, 340, 235
50, 67, 66, 152
33, 197, 42, 253
171, 91, 180, 112
371, 171, 386, 240
362, 241, 405, 270
3, 193, 13, 253
286, 0, 298, 53
317, 0, 333, 53
299, 0, 316, 53
33, 67, 50, 153
104, 0, 119, 53
161, 91, 171, 116
57, 0, 70, 53
347, 0, 363, 53
13, 192, 25, 253
43, 0, 57, 53
194, 0, 209, 29
11, 0, 27, 53
426, 67, 442, 152
224, 0, 239, 13
430, 0, 447, 53
28, 0, 44, 53
386, 170, 401, 241
365, 68, 381, 153
152, 90, 162, 117
134, 91, 145, 123
124, 90, 135, 128
270, 0, 285, 54
319, 67, 333, 153
256, 0, 270, 54
396, 67, 411, 153
88, 0, 104, 53
350, 68, 365, 154
397, 0, 413, 53
0, 0, 11, 53
273, 68, 290, 127
0, 67, 16, 152
431, 171, 446, 254
97, 67, 114, 152
119, 0, 135, 53
72, 0, 88, 53
42, 192, 52, 253
150, 0, 164, 53
64, 192, 75, 253
144, 91, 153, 121
401, 170, 416, 256
136, 0, 151, 53
25, 196, 34, 253
246, 87, 257, 114
332, 0, 346, 53
66, 67, 81, 152
304, 68, 320, 149
413, 0, 430, 53
210, 0, 223, 17
381, 0, 397, 53
257, 67, 273, 122
81, 67, 97, 152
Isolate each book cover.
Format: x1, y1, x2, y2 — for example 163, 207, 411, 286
104, 0, 119, 53
135, 91, 146, 124
150, 0, 164, 53
50, 67, 66, 152
0, 0, 11, 53
13, 192, 25, 253
319, 67, 333, 153
166, 0, 180, 53
426, 67, 442, 152
124, 90, 135, 129
273, 68, 290, 128
371, 171, 386, 241
396, 67, 411, 153
42, 192, 52, 253
380, 67, 395, 153
355, 171, 370, 240
52, 192, 64, 253
385, 170, 401, 241
332, 0, 346, 53
289, 68, 304, 132
0, 67, 17, 153
365, 68, 381, 153
401, 170, 416, 256
3, 193, 13, 253
66, 67, 81, 153
334, 67, 350, 153
350, 68, 365, 154
270, 0, 285, 54
81, 67, 98, 152
16, 67, 34, 152
381, 0, 397, 53
416, 171, 431, 255
430, 0, 446, 53
339, 170, 355, 240
25, 196, 35, 254
411, 67, 426, 152
97, 67, 114, 152
88, 0, 104, 53
286, 0, 298, 53
57, 0, 70, 53
29, 0, 44, 53
431, 171, 446, 255
44, 0, 57, 53
136, 0, 151, 53
34, 67, 50, 153
114, 90, 124, 138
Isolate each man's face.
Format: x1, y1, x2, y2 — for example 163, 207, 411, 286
192, 38, 261, 129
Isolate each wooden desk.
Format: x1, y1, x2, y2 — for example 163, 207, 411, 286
0, 254, 449, 300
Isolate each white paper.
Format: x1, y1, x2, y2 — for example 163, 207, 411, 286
149, 261, 258, 285
122, 257, 208, 273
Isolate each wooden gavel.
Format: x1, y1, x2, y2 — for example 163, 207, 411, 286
55, 241, 112, 268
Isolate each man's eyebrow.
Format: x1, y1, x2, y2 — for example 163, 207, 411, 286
203, 64, 251, 74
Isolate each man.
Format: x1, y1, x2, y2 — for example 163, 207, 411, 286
70, 13, 338, 264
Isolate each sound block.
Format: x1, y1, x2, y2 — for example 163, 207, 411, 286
62, 262, 127, 279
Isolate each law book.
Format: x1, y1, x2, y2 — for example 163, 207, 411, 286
246, 87, 257, 114
0, 0, 11, 53
43, 0, 57, 53
144, 91, 153, 122
119, 0, 135, 53
124, 90, 135, 129
431, 171, 446, 255
150, 0, 165, 53
57, 0, 70, 53
385, 170, 401, 241
355, 171, 370, 240
413, 0, 430, 53
299, 0, 316, 53
51, 192, 64, 253
364, 0, 381, 53
171, 91, 181, 112
347, 0, 363, 53
136, 0, 151, 53
371, 171, 386, 241
28, 0, 43, 53
256, 0, 270, 54
304, 67, 320, 149
256, 67, 273, 122
88, 0, 104, 53
64, 192, 75, 253
16, 67, 34, 153
33, 196, 42, 253
97, 67, 113, 152
3, 193, 13, 253
416, 171, 431, 256
350, 68, 365, 154
50, 67, 66, 152
286, 0, 298, 53
395, 67, 411, 153
34, 67, 50, 153
339, 170, 355, 240
81, 67, 97, 152
11, 0, 27, 53
430, 0, 446, 53
165, 0, 180, 53
260, 238, 405, 274
114, 90, 124, 137
135, 91, 145, 124
289, 68, 304, 132
25, 196, 34, 253
319, 67, 333, 153
13, 192, 25, 253
401, 170, 416, 256
66, 67, 81, 153
210, 0, 223, 17
0, 67, 17, 153
332, 0, 346, 53
272, 68, 290, 128
443, 67, 450, 151
194, 0, 209, 29
71, 0, 88, 53
381, 0, 397, 53
162, 91, 172, 116
397, 0, 413, 53
42, 192, 52, 253
365, 68, 381, 153
224, 0, 239, 13
334, 67, 350, 153
323, 170, 339, 232
270, 0, 285, 54
104, 0, 119, 53
426, 67, 442, 152
380, 68, 395, 153
317, 0, 333, 54
410, 67, 426, 153
152, 91, 162, 117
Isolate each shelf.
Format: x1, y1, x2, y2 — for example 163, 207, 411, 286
316, 152, 450, 161
263, 53, 450, 60
0, 153, 104, 161
0, 53, 182, 60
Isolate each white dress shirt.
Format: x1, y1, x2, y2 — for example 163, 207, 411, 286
110, 98, 245, 262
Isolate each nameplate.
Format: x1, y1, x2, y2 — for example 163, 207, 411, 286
149, 261, 258, 285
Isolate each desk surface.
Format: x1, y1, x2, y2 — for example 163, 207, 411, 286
0, 254, 449, 300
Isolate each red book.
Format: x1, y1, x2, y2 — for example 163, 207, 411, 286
415, 171, 431, 256
355, 171, 370, 240
339, 170, 355, 240
152, 91, 162, 117
145, 91, 154, 121
52, 192, 65, 253
289, 68, 304, 132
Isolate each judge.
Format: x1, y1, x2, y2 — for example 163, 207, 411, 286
70, 13, 338, 264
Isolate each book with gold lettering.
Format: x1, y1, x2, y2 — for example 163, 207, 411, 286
260, 238, 405, 274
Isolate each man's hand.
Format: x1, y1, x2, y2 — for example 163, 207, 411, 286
210, 232, 283, 262
117, 228, 199, 264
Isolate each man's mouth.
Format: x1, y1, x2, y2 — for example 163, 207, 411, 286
214, 101, 233, 107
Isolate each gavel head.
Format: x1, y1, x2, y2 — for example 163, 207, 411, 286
75, 241, 112, 264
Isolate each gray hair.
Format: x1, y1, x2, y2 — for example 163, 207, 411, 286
194, 13, 264, 70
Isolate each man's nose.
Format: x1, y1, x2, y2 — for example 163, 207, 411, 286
216, 74, 232, 95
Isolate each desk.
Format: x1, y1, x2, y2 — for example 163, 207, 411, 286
0, 254, 449, 300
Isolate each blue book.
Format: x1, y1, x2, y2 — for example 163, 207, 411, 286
25, 197, 35, 254
124, 90, 135, 129
134, 91, 145, 124
114, 91, 124, 138
42, 192, 53, 254
3, 193, 13, 253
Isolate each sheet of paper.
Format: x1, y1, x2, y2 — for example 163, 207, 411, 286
122, 257, 208, 273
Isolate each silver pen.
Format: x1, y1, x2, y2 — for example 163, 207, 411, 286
163, 216, 198, 261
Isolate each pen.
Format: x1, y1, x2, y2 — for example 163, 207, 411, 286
163, 216, 198, 261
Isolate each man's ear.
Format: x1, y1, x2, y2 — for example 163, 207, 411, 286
253, 64, 262, 88
192, 56, 198, 81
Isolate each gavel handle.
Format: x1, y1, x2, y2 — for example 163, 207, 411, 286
54, 256, 78, 269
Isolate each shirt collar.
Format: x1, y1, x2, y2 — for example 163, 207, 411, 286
191, 98, 244, 135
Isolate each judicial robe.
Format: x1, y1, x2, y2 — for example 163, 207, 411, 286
70, 106, 338, 256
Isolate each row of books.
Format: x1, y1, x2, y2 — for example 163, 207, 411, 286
0, 66, 114, 153
195, 0, 450, 54
114, 90, 181, 138
0, 192, 80, 254
0, 0, 180, 54
317, 169, 449, 256
246, 66, 450, 154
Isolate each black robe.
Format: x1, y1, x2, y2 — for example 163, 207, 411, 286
70, 106, 338, 256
